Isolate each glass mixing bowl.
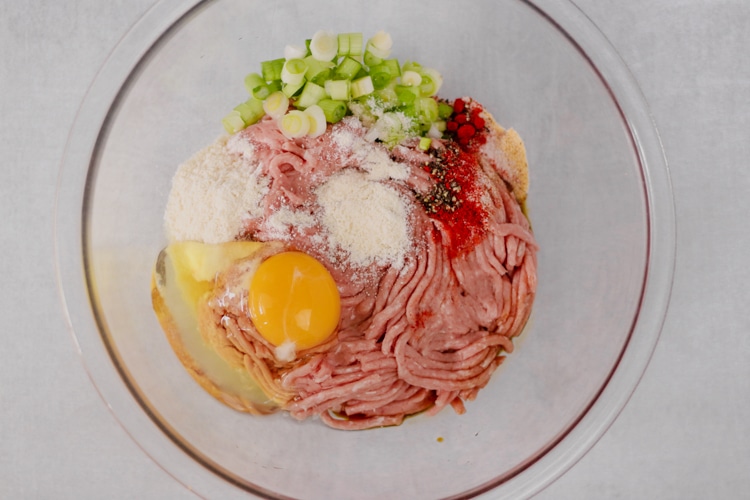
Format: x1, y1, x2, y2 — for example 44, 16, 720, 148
55, 0, 675, 498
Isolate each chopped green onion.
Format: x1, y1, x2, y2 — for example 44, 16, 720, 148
225, 30, 444, 148
363, 49, 382, 68
419, 97, 439, 123
353, 66, 369, 80
401, 70, 422, 87
418, 74, 437, 96
370, 31, 392, 50
296, 81, 327, 109
418, 67, 443, 96
317, 98, 347, 123
427, 120, 446, 138
400, 104, 418, 119
304, 56, 334, 80
401, 61, 421, 73
281, 58, 307, 85
368, 63, 393, 90
244, 73, 265, 95
395, 85, 419, 105
268, 80, 282, 93
252, 83, 273, 100
282, 79, 306, 98
263, 91, 289, 119
338, 33, 364, 56
310, 68, 333, 86
366, 31, 392, 59
351, 75, 374, 98
438, 102, 454, 119
325, 79, 350, 101
304, 104, 328, 138
252, 78, 281, 100
382, 59, 401, 77
284, 44, 307, 60
261, 58, 285, 82
234, 97, 265, 125
337, 33, 350, 57
310, 30, 338, 61
348, 33, 363, 56
221, 110, 246, 134
374, 86, 399, 107
334, 57, 362, 80
279, 110, 310, 138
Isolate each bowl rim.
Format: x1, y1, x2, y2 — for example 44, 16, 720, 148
54, 0, 675, 498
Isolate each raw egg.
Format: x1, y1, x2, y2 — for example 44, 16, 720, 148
248, 251, 341, 352
152, 240, 280, 412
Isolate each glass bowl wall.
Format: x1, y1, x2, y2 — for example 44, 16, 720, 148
56, 0, 674, 498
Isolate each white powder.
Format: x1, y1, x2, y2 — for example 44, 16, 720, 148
164, 135, 267, 244
263, 206, 316, 240
331, 124, 409, 182
316, 170, 410, 268
165, 124, 413, 269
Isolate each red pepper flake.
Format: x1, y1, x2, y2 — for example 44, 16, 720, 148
416, 143, 488, 257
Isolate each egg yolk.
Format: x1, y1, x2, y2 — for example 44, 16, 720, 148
248, 251, 341, 351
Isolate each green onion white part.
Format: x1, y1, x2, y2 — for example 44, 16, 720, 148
281, 58, 307, 85
279, 110, 310, 139
304, 105, 327, 138
263, 91, 289, 119
401, 70, 422, 87
284, 44, 307, 60
310, 30, 338, 62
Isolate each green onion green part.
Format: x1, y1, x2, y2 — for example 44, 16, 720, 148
363, 49, 382, 68
317, 98, 347, 123
395, 85, 419, 105
419, 97, 439, 124
233, 97, 265, 125
222, 110, 246, 134
351, 75, 375, 98
296, 81, 327, 109
282, 79, 306, 98
337, 33, 350, 56
261, 58, 285, 82
347, 33, 363, 56
325, 79, 350, 101
244, 73, 265, 95
304, 56, 334, 80
438, 102, 454, 119
335, 57, 362, 80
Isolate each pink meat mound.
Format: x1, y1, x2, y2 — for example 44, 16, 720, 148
210, 115, 537, 430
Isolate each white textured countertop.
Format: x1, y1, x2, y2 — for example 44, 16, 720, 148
2, 1, 748, 498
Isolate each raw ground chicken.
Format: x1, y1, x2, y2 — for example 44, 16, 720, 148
175, 99, 537, 430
